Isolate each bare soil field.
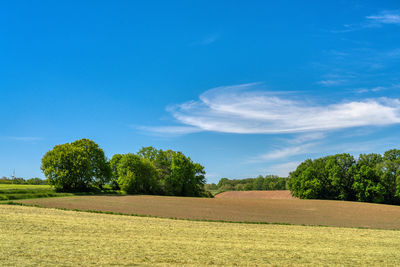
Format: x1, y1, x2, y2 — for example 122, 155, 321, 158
17, 194, 400, 230
215, 190, 295, 199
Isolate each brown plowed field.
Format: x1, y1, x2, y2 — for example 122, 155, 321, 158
17, 194, 400, 230
215, 190, 295, 199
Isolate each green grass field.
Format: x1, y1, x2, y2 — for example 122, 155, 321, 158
0, 184, 73, 200
1, 204, 400, 266
0, 184, 50, 189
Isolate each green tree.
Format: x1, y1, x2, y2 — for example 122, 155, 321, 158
252, 175, 264, 190
163, 152, 206, 196
379, 149, 400, 204
109, 154, 123, 189
326, 154, 356, 200
353, 165, 385, 203
217, 178, 229, 188
41, 139, 110, 191
117, 154, 159, 194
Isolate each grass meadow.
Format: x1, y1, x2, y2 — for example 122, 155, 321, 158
1, 204, 400, 266
0, 184, 73, 201
0, 184, 51, 189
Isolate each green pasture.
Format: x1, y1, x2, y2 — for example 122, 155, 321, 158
0, 184, 73, 200
0, 184, 50, 189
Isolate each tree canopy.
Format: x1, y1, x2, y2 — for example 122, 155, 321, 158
41, 139, 111, 192
109, 146, 207, 197
289, 149, 400, 204
212, 175, 288, 193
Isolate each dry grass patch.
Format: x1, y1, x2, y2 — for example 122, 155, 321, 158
17, 195, 400, 230
1, 205, 400, 266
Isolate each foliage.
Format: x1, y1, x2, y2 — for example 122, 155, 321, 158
0, 177, 47, 185
116, 154, 159, 194
213, 175, 288, 193
114, 147, 207, 197
109, 154, 123, 189
289, 149, 400, 204
0, 184, 72, 200
41, 139, 111, 192
40, 141, 206, 196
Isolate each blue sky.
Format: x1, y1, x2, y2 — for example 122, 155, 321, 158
1, 0, 400, 183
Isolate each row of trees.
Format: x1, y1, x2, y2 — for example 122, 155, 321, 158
110, 147, 207, 196
289, 149, 400, 204
207, 175, 288, 193
0, 176, 47, 185
41, 139, 208, 197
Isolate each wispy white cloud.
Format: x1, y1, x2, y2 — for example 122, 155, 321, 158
254, 143, 317, 161
355, 84, 400, 94
356, 86, 386, 94
190, 34, 219, 46
267, 161, 302, 177
317, 79, 347, 86
151, 83, 400, 135
366, 11, 400, 25
332, 10, 400, 33
137, 125, 202, 135
286, 132, 325, 144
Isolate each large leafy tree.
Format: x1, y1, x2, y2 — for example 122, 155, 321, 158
137, 146, 174, 181
326, 154, 356, 201
116, 154, 159, 194
137, 147, 206, 196
41, 139, 111, 191
163, 152, 205, 196
109, 154, 123, 189
380, 149, 400, 204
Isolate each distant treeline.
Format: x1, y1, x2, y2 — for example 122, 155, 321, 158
0, 176, 48, 185
0, 177, 47, 185
289, 149, 400, 205
206, 175, 289, 193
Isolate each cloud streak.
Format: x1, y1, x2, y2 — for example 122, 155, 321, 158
366, 11, 400, 25
332, 10, 400, 33
317, 79, 347, 86
253, 143, 317, 161
190, 34, 219, 46
157, 83, 400, 134
137, 125, 202, 136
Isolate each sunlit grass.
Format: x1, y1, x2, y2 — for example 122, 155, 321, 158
0, 184, 74, 200
0, 184, 50, 189
1, 205, 400, 266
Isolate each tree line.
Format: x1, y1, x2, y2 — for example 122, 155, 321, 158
289, 149, 400, 204
0, 176, 47, 185
206, 175, 288, 193
41, 139, 209, 197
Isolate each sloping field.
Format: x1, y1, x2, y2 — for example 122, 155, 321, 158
1, 205, 400, 266
18, 195, 400, 230
0, 184, 50, 189
0, 184, 72, 200
215, 190, 295, 199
